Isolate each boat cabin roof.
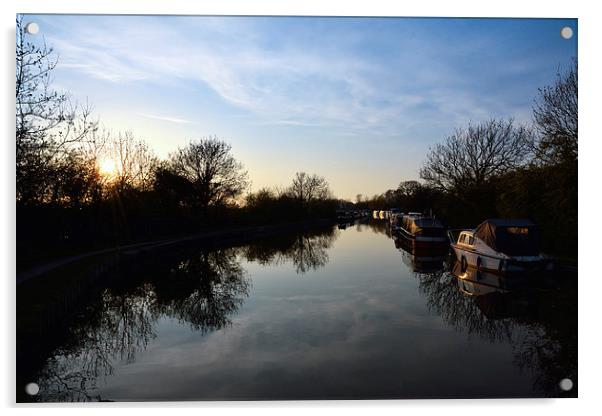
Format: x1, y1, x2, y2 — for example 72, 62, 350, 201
475, 218, 540, 256
412, 217, 444, 228
480, 218, 536, 227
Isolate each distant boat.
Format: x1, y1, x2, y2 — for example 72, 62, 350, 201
451, 219, 551, 274
389, 211, 403, 227
336, 209, 353, 221
395, 214, 447, 248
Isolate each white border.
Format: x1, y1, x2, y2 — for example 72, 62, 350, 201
8, 0, 581, 18
2, 1, 600, 415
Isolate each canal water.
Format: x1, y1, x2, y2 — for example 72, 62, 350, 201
18, 220, 577, 401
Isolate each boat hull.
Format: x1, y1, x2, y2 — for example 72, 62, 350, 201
395, 226, 448, 249
451, 244, 548, 274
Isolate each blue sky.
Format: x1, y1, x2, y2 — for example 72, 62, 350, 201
22, 15, 577, 200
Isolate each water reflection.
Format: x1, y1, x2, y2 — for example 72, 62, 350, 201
19, 222, 576, 401
417, 260, 578, 397
32, 246, 251, 401
35, 283, 160, 401
161, 249, 250, 331
393, 233, 447, 275
26, 226, 339, 401
362, 218, 391, 237
241, 226, 339, 274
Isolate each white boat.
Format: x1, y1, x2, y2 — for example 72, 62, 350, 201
451, 219, 551, 274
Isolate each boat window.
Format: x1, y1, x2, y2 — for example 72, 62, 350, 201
459, 234, 465, 244
468, 236, 474, 245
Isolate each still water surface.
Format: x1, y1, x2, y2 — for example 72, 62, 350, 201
22, 220, 577, 401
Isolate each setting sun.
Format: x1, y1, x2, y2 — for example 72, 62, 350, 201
98, 158, 116, 176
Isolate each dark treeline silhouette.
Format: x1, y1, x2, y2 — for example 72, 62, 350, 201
16, 15, 576, 264
15, 18, 339, 269
357, 61, 577, 256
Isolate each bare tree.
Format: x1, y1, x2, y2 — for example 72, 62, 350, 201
47, 150, 102, 207
397, 180, 421, 197
16, 16, 97, 204
168, 137, 249, 211
420, 119, 533, 193
245, 187, 276, 209
108, 132, 159, 193
533, 60, 577, 164
288, 172, 331, 204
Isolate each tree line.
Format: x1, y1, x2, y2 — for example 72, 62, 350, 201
16, 18, 338, 267
357, 61, 577, 255
16, 16, 577, 264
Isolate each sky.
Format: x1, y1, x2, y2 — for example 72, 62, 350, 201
22, 15, 577, 200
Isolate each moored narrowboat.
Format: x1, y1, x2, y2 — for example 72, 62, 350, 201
395, 214, 448, 248
451, 219, 552, 274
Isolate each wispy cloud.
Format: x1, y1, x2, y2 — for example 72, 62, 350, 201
35, 15, 573, 144
28, 15, 575, 198
38, 15, 539, 137
138, 113, 192, 124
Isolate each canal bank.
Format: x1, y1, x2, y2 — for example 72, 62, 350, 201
17, 218, 336, 285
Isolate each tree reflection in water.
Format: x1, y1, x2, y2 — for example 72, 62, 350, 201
160, 248, 250, 332
31, 227, 338, 401
415, 260, 577, 397
363, 219, 391, 237
241, 226, 339, 274
33, 246, 250, 401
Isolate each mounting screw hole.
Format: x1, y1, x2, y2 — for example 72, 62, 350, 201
559, 378, 573, 391
560, 26, 573, 40
25, 382, 39, 396
24, 22, 39, 35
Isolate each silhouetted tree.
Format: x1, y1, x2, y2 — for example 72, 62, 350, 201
153, 164, 196, 210
16, 17, 97, 204
109, 131, 158, 193
397, 180, 421, 199
288, 172, 331, 204
496, 61, 577, 254
47, 150, 102, 207
420, 119, 533, 194
533, 60, 577, 165
245, 187, 277, 209
167, 137, 249, 213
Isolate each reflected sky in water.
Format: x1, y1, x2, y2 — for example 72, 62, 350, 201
21, 221, 577, 401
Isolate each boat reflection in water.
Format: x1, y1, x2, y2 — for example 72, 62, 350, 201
393, 233, 448, 275
453, 260, 514, 296
18, 222, 575, 401
450, 260, 533, 320
438, 260, 577, 395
